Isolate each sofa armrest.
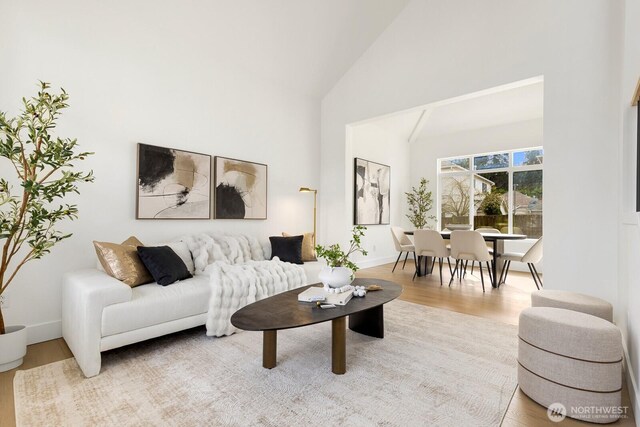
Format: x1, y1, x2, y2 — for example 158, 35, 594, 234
62, 269, 132, 377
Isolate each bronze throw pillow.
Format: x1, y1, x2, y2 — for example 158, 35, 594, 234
93, 236, 153, 287
282, 232, 316, 262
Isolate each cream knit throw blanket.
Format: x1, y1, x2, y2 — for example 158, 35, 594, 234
183, 233, 307, 337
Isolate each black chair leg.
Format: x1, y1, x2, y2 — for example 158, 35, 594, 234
402, 252, 409, 269
470, 261, 475, 275
532, 264, 543, 288
503, 260, 511, 284
430, 257, 436, 274
447, 257, 453, 275
486, 262, 493, 286
392, 252, 402, 272
478, 261, 486, 292
498, 259, 509, 285
528, 263, 543, 290
412, 251, 417, 271
449, 260, 459, 286
439, 258, 443, 286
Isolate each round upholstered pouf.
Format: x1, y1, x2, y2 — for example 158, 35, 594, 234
518, 307, 623, 424
531, 290, 613, 322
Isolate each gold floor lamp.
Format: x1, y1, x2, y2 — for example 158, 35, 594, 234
299, 187, 317, 246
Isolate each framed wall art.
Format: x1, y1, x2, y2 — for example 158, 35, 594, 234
214, 156, 267, 219
354, 157, 390, 225
136, 143, 211, 219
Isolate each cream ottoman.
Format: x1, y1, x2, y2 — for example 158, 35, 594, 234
518, 307, 622, 424
532, 290, 613, 322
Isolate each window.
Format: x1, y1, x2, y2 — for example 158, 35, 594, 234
437, 148, 543, 237
440, 175, 471, 226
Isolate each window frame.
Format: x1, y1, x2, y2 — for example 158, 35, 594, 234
437, 147, 543, 234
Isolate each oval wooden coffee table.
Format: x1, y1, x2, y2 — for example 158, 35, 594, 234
231, 278, 402, 375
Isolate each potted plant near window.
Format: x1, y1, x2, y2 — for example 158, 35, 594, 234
0, 82, 94, 372
405, 178, 436, 229
315, 225, 367, 288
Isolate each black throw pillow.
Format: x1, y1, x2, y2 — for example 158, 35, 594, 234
137, 246, 192, 286
269, 235, 304, 264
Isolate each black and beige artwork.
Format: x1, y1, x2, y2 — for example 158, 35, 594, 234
214, 156, 267, 219
354, 157, 390, 225
136, 144, 211, 219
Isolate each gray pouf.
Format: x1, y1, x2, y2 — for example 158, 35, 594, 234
531, 290, 613, 322
518, 307, 622, 424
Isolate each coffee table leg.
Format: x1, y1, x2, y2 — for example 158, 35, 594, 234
349, 305, 384, 338
332, 317, 346, 375
263, 330, 277, 369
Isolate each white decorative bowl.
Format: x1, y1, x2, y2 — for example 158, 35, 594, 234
318, 266, 354, 288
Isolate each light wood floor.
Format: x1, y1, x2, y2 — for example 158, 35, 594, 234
0, 262, 635, 426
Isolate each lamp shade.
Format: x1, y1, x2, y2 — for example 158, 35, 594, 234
299, 187, 316, 193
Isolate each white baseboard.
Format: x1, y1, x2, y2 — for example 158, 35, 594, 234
622, 341, 640, 421
26, 320, 62, 345
356, 256, 398, 269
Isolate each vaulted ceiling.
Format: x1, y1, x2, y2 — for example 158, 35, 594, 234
163, 0, 412, 97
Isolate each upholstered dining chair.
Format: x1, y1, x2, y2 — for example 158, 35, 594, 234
449, 230, 493, 292
465, 227, 499, 276
499, 237, 543, 289
412, 230, 452, 285
390, 226, 415, 272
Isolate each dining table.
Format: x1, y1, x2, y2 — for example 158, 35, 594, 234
404, 230, 527, 288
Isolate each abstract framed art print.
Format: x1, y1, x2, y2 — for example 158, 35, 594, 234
214, 156, 268, 219
136, 143, 211, 219
354, 157, 390, 225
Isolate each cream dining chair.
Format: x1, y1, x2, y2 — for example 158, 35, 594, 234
465, 227, 499, 276
412, 229, 452, 285
498, 236, 543, 289
449, 230, 493, 292
390, 226, 415, 272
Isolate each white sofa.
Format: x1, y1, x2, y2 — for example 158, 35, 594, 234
62, 237, 323, 378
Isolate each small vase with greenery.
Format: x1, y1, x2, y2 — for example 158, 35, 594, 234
405, 178, 436, 229
315, 225, 367, 287
0, 82, 94, 336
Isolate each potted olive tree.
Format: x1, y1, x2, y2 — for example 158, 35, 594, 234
315, 225, 367, 288
0, 82, 93, 371
405, 177, 436, 229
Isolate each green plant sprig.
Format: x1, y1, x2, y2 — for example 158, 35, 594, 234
315, 225, 368, 272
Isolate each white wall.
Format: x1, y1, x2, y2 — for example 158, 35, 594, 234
0, 1, 320, 343
411, 118, 544, 271
618, 0, 640, 416
348, 122, 411, 266
321, 0, 621, 323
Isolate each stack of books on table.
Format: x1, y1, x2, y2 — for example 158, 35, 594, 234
297, 286, 353, 306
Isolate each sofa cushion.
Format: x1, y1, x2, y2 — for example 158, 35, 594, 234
101, 275, 210, 337
159, 241, 195, 274
93, 236, 153, 287
282, 232, 316, 261
269, 235, 303, 264
137, 246, 192, 286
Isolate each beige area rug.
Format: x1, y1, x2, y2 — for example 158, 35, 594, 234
14, 300, 518, 426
